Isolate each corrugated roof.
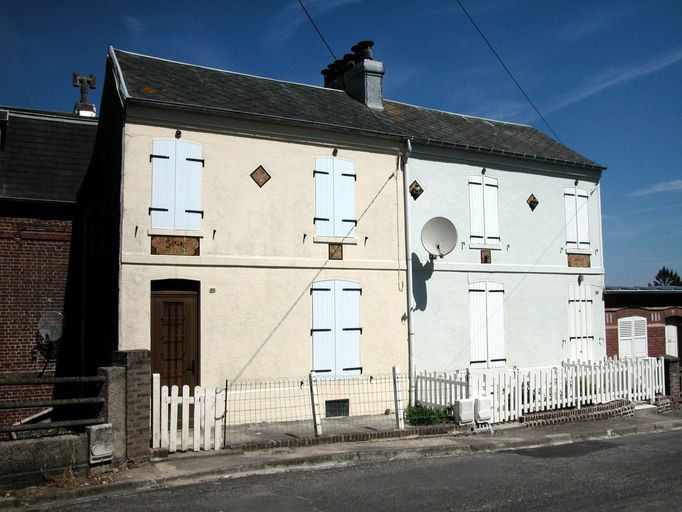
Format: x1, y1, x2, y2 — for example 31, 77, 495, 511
0, 107, 97, 203
111, 48, 604, 171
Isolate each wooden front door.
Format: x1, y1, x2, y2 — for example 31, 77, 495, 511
151, 290, 199, 389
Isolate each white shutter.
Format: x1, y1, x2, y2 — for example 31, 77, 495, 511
618, 316, 647, 357
334, 280, 361, 376
632, 317, 648, 357
564, 188, 578, 249
487, 282, 505, 368
575, 188, 590, 249
314, 157, 334, 236
175, 141, 203, 230
483, 177, 500, 244
311, 281, 335, 374
665, 319, 679, 357
469, 282, 488, 368
151, 140, 176, 229
333, 159, 356, 238
469, 177, 484, 243
569, 284, 594, 341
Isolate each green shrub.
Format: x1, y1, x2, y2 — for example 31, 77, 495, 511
404, 404, 453, 426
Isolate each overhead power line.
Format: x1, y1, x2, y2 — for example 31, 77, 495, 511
298, 0, 337, 62
455, 0, 563, 143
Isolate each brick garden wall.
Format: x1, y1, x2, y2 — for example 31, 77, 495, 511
0, 216, 72, 427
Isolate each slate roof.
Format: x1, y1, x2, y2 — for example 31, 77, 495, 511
0, 108, 97, 203
112, 48, 604, 171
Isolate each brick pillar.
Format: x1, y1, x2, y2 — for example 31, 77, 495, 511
113, 350, 151, 463
663, 355, 680, 410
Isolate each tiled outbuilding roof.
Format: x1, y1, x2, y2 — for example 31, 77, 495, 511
111, 48, 604, 170
0, 108, 97, 203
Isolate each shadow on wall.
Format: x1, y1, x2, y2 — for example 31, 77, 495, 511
411, 252, 433, 312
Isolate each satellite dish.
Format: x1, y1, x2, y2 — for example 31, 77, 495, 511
38, 311, 64, 342
421, 217, 457, 259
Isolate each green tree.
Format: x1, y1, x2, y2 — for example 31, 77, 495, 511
649, 267, 682, 286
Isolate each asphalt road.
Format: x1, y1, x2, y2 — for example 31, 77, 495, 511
55, 430, 682, 511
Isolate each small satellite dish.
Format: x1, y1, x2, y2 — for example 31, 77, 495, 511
38, 311, 64, 342
421, 217, 457, 259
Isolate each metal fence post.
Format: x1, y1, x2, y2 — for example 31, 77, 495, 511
308, 373, 322, 436
393, 365, 405, 430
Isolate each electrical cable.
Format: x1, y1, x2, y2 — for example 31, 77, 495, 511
298, 0, 338, 61
455, 0, 563, 143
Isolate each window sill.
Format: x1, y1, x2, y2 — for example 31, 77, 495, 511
313, 236, 357, 245
565, 248, 592, 255
469, 242, 502, 251
147, 228, 204, 238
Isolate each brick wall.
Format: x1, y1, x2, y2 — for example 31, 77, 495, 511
0, 216, 72, 427
113, 350, 151, 463
605, 307, 680, 357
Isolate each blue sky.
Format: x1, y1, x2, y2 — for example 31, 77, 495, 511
1, 0, 680, 285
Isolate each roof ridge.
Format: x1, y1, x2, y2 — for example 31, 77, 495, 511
112, 47, 345, 94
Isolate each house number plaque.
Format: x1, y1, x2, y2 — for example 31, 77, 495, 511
567, 253, 590, 268
151, 236, 200, 256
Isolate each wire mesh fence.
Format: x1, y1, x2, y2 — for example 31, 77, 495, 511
152, 366, 415, 452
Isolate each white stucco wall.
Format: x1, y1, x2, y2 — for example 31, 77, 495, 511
118, 120, 407, 389
408, 153, 606, 371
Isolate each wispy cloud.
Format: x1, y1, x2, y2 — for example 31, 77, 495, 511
264, 0, 361, 48
554, 8, 631, 44
544, 47, 682, 114
631, 180, 682, 197
122, 15, 148, 41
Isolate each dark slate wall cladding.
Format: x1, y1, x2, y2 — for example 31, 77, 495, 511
0, 112, 97, 202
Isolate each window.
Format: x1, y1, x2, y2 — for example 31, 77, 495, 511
314, 157, 356, 238
564, 187, 589, 250
469, 176, 499, 245
618, 316, 648, 357
469, 281, 505, 368
150, 139, 203, 230
311, 280, 362, 377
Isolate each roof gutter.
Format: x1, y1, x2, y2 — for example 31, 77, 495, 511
124, 96, 606, 172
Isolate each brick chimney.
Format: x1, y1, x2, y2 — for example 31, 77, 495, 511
322, 41, 384, 111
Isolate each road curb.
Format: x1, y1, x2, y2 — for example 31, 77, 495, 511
3, 421, 682, 510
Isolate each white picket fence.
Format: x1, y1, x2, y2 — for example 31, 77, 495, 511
417, 357, 666, 424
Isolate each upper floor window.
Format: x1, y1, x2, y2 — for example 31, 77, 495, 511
469, 176, 499, 245
150, 140, 203, 230
564, 187, 589, 250
314, 157, 356, 238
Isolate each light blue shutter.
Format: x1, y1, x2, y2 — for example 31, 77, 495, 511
487, 282, 505, 368
469, 282, 488, 368
174, 141, 203, 230
483, 177, 500, 244
151, 140, 176, 229
564, 188, 578, 249
334, 159, 356, 238
335, 280, 361, 376
314, 157, 334, 236
311, 281, 335, 375
469, 177, 484, 243
575, 188, 590, 250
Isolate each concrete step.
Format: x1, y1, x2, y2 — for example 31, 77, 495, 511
634, 404, 658, 417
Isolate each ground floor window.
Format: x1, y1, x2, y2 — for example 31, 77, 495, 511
618, 316, 647, 357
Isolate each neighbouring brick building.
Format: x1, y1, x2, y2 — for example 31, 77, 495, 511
0, 107, 97, 428
604, 286, 682, 359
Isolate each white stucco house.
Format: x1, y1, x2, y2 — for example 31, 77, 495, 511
80, 40, 605, 397
407, 145, 606, 372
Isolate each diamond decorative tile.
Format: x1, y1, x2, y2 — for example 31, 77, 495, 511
527, 193, 539, 211
409, 180, 424, 200
250, 165, 271, 187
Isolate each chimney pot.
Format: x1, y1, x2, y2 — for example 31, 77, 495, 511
351, 40, 374, 60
